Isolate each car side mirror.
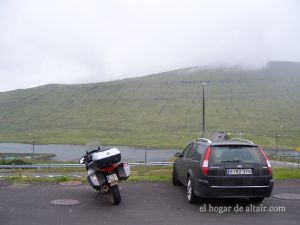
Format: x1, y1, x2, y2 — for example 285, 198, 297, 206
174, 152, 183, 157
79, 157, 85, 164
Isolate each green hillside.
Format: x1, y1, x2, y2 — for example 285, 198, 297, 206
0, 61, 299, 148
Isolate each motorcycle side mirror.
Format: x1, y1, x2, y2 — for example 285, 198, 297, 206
79, 157, 85, 164
174, 152, 183, 157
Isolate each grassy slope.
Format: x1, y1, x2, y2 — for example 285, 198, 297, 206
0, 61, 299, 148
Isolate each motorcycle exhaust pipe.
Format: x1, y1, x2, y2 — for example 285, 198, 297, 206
100, 184, 109, 194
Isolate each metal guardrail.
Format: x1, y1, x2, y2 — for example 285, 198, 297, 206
270, 155, 300, 168
0, 162, 174, 169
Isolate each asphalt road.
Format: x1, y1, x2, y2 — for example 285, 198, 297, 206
1, 180, 300, 225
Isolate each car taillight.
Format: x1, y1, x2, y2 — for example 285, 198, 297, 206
259, 147, 272, 175
201, 146, 211, 175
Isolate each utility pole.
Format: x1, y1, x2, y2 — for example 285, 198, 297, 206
202, 82, 206, 138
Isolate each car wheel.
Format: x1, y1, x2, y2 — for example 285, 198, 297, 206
172, 166, 182, 186
249, 197, 264, 203
186, 177, 198, 203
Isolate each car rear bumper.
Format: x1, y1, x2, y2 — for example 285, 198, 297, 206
193, 178, 274, 198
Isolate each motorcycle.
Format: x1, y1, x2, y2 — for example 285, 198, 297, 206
79, 141, 131, 205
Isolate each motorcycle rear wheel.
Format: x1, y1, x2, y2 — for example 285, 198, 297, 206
109, 185, 121, 205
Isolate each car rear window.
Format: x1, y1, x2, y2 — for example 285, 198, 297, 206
209, 145, 265, 164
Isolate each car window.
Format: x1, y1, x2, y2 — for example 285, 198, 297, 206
186, 143, 195, 159
197, 143, 206, 155
191, 144, 201, 161
209, 146, 265, 164
182, 143, 193, 157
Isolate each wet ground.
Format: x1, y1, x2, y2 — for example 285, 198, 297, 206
0, 180, 299, 225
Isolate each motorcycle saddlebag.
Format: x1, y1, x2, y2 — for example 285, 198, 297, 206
91, 148, 121, 169
87, 170, 106, 189
117, 163, 131, 180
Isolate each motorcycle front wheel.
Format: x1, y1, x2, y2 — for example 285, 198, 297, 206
109, 185, 121, 205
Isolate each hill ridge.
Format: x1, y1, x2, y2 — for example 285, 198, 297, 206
0, 61, 299, 148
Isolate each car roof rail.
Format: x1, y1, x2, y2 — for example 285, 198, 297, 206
229, 138, 254, 144
196, 138, 212, 144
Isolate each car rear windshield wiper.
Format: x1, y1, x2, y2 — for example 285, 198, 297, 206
220, 160, 242, 163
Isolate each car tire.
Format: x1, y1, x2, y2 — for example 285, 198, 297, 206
249, 197, 264, 203
172, 166, 182, 186
186, 177, 198, 204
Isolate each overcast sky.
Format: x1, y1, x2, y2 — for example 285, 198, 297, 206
0, 0, 299, 91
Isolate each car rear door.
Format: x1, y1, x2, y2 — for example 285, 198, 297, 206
185, 143, 203, 180
184, 143, 197, 181
176, 143, 193, 184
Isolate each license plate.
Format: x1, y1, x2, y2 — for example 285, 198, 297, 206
226, 169, 253, 175
106, 173, 118, 183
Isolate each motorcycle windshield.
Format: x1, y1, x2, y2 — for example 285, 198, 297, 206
85, 140, 104, 154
